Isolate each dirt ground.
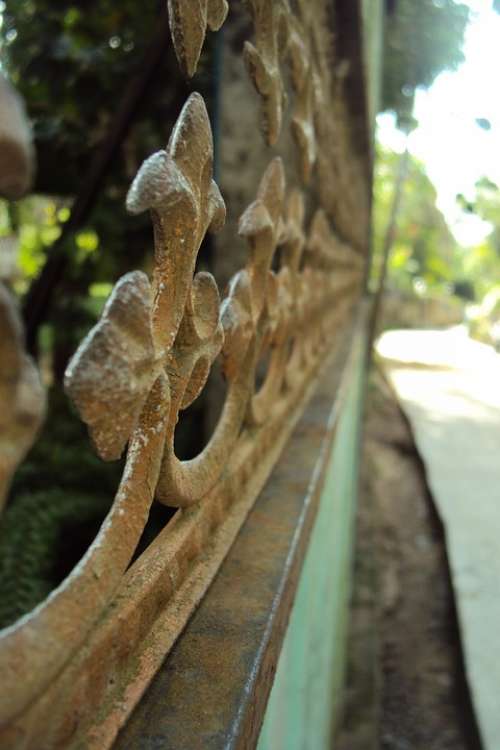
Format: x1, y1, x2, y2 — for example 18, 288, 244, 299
335, 368, 481, 750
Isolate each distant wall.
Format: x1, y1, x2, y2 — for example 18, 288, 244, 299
381, 291, 465, 330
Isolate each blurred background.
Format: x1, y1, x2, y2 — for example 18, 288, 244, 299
372, 0, 500, 345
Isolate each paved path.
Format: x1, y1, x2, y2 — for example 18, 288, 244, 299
377, 326, 500, 750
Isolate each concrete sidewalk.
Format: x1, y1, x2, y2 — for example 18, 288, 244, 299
377, 326, 500, 750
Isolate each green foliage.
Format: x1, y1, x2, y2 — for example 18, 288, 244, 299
467, 286, 500, 347
0, 2, 211, 621
464, 177, 500, 251
458, 241, 500, 300
3, 1, 167, 195
1, 0, 198, 340
372, 144, 459, 294
0, 489, 111, 628
0, 387, 123, 626
374, 146, 500, 311
456, 177, 500, 299
10, 388, 122, 501
0, 197, 69, 292
382, 0, 469, 124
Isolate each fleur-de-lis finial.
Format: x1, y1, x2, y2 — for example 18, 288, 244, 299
0, 75, 43, 513
0, 287, 45, 511
244, 0, 288, 146
65, 93, 226, 468
167, 0, 228, 77
64, 272, 158, 460
0, 2, 370, 742
287, 21, 318, 183
238, 157, 286, 322
237, 158, 293, 425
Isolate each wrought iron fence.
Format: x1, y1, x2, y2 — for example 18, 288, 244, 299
0, 1, 370, 747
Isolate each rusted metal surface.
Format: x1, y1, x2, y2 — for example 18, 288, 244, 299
243, 0, 288, 146
0, 1, 371, 747
0, 73, 34, 201
0, 285, 45, 514
167, 0, 228, 77
114, 311, 365, 750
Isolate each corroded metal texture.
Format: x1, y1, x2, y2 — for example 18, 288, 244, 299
0, 1, 371, 747
0, 73, 34, 200
0, 286, 45, 512
243, 0, 288, 146
0, 88, 363, 750
167, 0, 228, 76
114, 312, 364, 750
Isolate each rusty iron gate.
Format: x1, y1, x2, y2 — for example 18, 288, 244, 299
0, 1, 374, 747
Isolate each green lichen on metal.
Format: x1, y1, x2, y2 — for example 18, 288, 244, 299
257, 331, 366, 750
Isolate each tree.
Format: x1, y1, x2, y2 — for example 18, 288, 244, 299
1, 1, 207, 356
459, 177, 500, 248
382, 0, 469, 125
456, 178, 500, 300
370, 0, 471, 342
372, 145, 460, 294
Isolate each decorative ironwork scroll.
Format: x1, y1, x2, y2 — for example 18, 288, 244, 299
244, 0, 288, 146
0, 2, 369, 747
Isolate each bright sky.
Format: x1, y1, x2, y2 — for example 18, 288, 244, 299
377, 0, 500, 247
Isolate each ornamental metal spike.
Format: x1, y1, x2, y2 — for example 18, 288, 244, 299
167, 0, 228, 77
